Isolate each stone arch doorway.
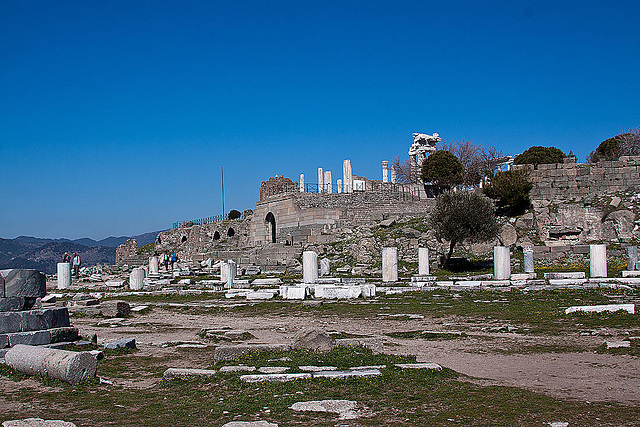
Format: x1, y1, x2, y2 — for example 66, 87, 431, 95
265, 212, 276, 243
227, 228, 235, 237
213, 231, 221, 240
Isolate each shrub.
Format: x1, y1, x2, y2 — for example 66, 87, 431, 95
482, 170, 533, 215
429, 191, 499, 267
588, 129, 640, 162
227, 209, 242, 220
514, 146, 565, 165
420, 151, 464, 194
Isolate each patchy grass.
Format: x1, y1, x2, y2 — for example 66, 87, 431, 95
386, 330, 467, 340
2, 346, 639, 426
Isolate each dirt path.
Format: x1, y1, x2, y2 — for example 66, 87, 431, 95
73, 308, 640, 405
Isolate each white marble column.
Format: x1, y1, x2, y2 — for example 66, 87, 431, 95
303, 251, 318, 284
626, 246, 638, 271
149, 256, 159, 275
337, 179, 343, 194
343, 159, 352, 193
390, 166, 396, 183
493, 246, 511, 280
129, 267, 145, 290
382, 247, 398, 282
590, 244, 607, 278
382, 161, 389, 183
523, 246, 534, 273
318, 168, 324, 193
324, 170, 332, 193
225, 260, 237, 288
418, 248, 429, 276
299, 174, 305, 192
57, 263, 71, 290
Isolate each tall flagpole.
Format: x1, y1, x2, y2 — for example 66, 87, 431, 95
221, 166, 225, 218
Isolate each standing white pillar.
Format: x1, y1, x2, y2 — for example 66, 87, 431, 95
418, 248, 430, 276
382, 161, 389, 183
337, 179, 343, 193
382, 247, 398, 282
493, 246, 511, 280
57, 263, 71, 290
390, 166, 396, 183
343, 159, 352, 193
149, 256, 159, 275
626, 246, 638, 271
317, 168, 324, 193
319, 258, 330, 276
324, 170, 332, 193
303, 251, 318, 284
224, 260, 237, 288
523, 246, 534, 273
299, 174, 305, 192
590, 244, 607, 278
129, 267, 145, 290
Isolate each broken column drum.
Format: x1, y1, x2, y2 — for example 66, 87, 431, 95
129, 267, 145, 290
382, 247, 398, 282
418, 248, 429, 276
303, 251, 318, 284
493, 246, 511, 280
590, 244, 607, 278
5, 344, 96, 385
336, 179, 343, 194
523, 246, 534, 274
626, 246, 638, 271
57, 263, 71, 290
148, 256, 159, 274
319, 258, 330, 276
222, 260, 237, 288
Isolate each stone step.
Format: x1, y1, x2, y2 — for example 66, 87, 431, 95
0, 307, 70, 334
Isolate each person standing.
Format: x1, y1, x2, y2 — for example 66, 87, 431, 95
170, 251, 178, 271
63, 252, 71, 263
72, 252, 81, 279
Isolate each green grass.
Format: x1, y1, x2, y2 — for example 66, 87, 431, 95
2, 346, 639, 426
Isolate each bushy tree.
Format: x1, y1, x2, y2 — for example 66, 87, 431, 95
429, 191, 499, 267
227, 209, 242, 220
588, 128, 640, 162
438, 139, 503, 186
482, 170, 533, 215
514, 146, 565, 165
421, 150, 464, 194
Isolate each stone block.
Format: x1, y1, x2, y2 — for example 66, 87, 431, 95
241, 372, 312, 383
0, 269, 46, 298
565, 304, 634, 315
0, 307, 70, 334
7, 330, 51, 346
621, 270, 640, 277
163, 368, 217, 379
335, 337, 383, 353
280, 285, 306, 300
0, 334, 8, 348
2, 418, 77, 427
214, 344, 290, 361
312, 369, 381, 379
323, 286, 362, 299
251, 278, 282, 286
104, 337, 136, 349
246, 291, 276, 300
544, 272, 586, 279
292, 328, 335, 352
49, 327, 79, 343
395, 363, 442, 370
105, 280, 126, 288
101, 300, 130, 318
0, 297, 26, 312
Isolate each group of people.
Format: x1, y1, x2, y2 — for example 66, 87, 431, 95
62, 252, 82, 279
157, 251, 178, 271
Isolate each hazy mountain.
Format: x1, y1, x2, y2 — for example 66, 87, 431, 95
0, 229, 165, 274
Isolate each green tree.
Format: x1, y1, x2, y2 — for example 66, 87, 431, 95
421, 150, 464, 194
227, 209, 242, 220
514, 146, 565, 165
429, 191, 499, 268
588, 129, 640, 162
482, 169, 533, 215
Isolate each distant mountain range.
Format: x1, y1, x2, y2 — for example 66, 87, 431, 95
0, 230, 166, 274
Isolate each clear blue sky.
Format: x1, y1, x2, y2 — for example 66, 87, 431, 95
1, 1, 638, 240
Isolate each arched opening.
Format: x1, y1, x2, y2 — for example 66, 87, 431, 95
265, 212, 276, 243
181, 236, 187, 243
213, 231, 221, 240
227, 228, 235, 237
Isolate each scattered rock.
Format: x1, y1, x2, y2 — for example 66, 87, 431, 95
219, 365, 256, 373
221, 422, 278, 427
2, 419, 76, 427
257, 366, 290, 374
605, 340, 631, 349
163, 368, 217, 379
292, 328, 335, 352
379, 218, 396, 228
104, 337, 136, 350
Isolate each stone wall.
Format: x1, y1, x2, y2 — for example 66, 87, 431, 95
514, 156, 640, 201
115, 239, 142, 266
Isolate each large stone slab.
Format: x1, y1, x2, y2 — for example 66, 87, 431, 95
565, 304, 634, 315
214, 344, 290, 362
290, 399, 364, 420
221, 422, 278, 427
163, 368, 217, 379
0, 307, 70, 334
0, 269, 46, 298
101, 300, 130, 318
292, 328, 335, 352
2, 419, 77, 427
6, 330, 51, 347
543, 272, 586, 279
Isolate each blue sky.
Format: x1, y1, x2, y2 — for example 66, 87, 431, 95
1, 1, 638, 239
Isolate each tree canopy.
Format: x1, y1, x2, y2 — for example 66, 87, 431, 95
429, 191, 499, 267
482, 169, 533, 215
588, 129, 640, 163
420, 150, 464, 194
227, 209, 242, 220
514, 146, 565, 165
